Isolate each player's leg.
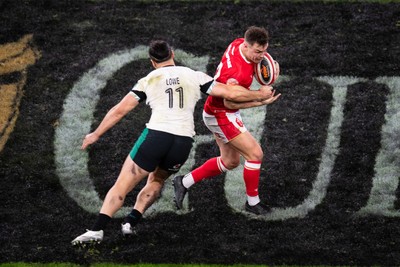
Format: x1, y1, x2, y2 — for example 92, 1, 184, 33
183, 134, 240, 185
71, 156, 149, 244
100, 156, 149, 216
228, 131, 270, 214
174, 135, 240, 209
174, 111, 242, 209
72, 128, 157, 245
124, 132, 193, 231
134, 167, 170, 213
121, 168, 170, 235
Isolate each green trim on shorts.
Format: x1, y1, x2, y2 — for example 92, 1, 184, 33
129, 128, 149, 160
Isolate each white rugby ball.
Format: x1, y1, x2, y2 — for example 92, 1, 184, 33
254, 53, 279, 86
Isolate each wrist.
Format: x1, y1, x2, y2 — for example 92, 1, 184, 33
256, 91, 265, 102
92, 131, 101, 139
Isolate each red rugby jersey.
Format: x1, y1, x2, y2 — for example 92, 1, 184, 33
204, 38, 255, 114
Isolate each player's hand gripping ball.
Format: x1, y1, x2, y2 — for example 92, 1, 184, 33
254, 53, 280, 85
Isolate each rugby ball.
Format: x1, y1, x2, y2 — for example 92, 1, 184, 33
254, 53, 279, 86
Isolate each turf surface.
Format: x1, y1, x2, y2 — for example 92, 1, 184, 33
0, 1, 399, 266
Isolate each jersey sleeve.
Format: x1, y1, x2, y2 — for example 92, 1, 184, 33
196, 71, 213, 85
200, 80, 214, 95
195, 71, 214, 95
129, 78, 147, 102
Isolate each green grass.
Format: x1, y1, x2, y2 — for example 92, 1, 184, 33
0, 264, 348, 267
89, 0, 400, 3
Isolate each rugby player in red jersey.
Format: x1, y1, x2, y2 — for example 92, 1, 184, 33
174, 26, 281, 215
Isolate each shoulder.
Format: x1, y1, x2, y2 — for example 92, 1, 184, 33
225, 38, 244, 48
232, 38, 244, 46
223, 39, 244, 60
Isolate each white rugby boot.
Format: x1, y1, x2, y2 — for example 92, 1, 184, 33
121, 222, 134, 236
71, 230, 103, 245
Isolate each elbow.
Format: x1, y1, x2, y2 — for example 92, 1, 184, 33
115, 110, 127, 120
111, 106, 127, 120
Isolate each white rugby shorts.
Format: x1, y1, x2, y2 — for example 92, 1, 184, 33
202, 110, 247, 143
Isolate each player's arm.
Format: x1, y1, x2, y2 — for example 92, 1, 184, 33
81, 93, 140, 150
201, 80, 273, 102
223, 90, 281, 109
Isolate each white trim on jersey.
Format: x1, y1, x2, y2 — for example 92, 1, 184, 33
238, 43, 251, 64
205, 81, 216, 95
128, 91, 142, 102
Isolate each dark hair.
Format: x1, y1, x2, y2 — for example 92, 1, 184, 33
149, 40, 172, 63
244, 26, 269, 46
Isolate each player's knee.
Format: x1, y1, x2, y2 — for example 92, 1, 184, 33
247, 149, 264, 162
223, 158, 240, 170
255, 150, 264, 161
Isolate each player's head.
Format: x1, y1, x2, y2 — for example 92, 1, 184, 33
244, 26, 269, 46
149, 40, 174, 66
243, 26, 269, 63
